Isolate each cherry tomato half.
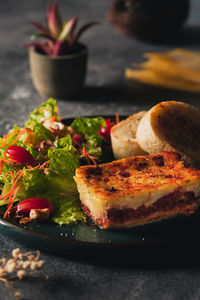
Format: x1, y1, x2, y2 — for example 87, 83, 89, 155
15, 198, 54, 214
5, 145, 36, 166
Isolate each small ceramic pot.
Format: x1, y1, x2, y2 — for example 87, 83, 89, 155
29, 43, 88, 99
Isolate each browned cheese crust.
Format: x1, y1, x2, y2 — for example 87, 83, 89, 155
74, 152, 200, 229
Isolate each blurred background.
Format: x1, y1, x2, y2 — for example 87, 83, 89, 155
0, 0, 200, 129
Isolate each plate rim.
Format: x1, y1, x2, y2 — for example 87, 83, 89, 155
1, 215, 200, 248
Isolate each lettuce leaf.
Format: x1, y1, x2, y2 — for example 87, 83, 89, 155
22, 169, 47, 193
32, 123, 53, 141
52, 193, 85, 225
84, 134, 102, 157
46, 138, 85, 224
71, 117, 105, 157
0, 124, 20, 148
43, 140, 83, 224
54, 135, 72, 149
71, 116, 105, 140
0, 168, 47, 205
26, 98, 60, 128
48, 144, 79, 181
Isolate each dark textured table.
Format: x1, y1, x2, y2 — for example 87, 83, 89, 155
1, 1, 200, 299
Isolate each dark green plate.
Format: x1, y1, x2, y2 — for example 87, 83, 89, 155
0, 116, 200, 257
1, 211, 200, 257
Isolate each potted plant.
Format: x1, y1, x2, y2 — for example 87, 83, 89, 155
26, 2, 99, 99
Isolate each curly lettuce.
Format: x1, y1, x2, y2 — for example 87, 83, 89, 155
71, 117, 105, 157
26, 98, 60, 128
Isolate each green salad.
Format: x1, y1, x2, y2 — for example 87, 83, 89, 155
0, 99, 113, 225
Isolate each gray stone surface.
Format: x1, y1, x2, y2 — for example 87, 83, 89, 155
0, 0, 200, 299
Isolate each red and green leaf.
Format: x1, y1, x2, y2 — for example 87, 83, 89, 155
29, 20, 50, 36
58, 17, 79, 40
24, 42, 51, 55
47, 2, 63, 38
31, 32, 56, 43
51, 39, 69, 57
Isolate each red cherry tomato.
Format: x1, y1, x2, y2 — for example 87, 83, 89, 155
15, 198, 54, 214
5, 145, 36, 166
98, 119, 112, 141
72, 134, 84, 145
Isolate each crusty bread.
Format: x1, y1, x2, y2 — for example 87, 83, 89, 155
111, 111, 147, 159
136, 101, 200, 166
74, 151, 200, 229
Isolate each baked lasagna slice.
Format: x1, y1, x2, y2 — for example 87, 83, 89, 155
74, 152, 200, 229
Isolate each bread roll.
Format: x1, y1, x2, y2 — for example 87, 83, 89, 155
111, 111, 147, 159
136, 101, 200, 166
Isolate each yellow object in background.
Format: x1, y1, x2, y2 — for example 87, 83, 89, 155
126, 49, 200, 92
